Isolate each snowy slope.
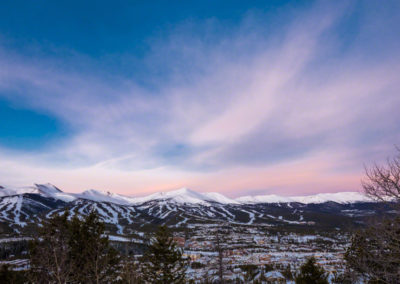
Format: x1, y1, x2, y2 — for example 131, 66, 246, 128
0, 183, 75, 202
76, 189, 136, 205
0, 183, 372, 205
0, 185, 239, 205
290, 192, 371, 204
203, 192, 240, 204
130, 188, 238, 205
35, 184, 76, 202
69, 188, 371, 205
0, 183, 387, 234
236, 192, 371, 204
0, 193, 67, 231
236, 194, 293, 204
0, 185, 38, 197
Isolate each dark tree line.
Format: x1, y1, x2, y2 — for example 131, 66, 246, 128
295, 257, 328, 284
29, 211, 120, 283
0, 240, 29, 260
0, 214, 189, 284
140, 225, 188, 284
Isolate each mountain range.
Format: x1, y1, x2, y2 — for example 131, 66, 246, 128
0, 183, 391, 237
0, 183, 371, 205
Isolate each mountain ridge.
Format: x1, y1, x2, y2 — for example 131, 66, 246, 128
0, 183, 391, 237
0, 183, 371, 205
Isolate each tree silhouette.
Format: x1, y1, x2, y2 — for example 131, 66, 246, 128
345, 148, 400, 283
141, 225, 188, 284
30, 211, 120, 283
295, 257, 328, 284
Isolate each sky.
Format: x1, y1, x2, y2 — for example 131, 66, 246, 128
0, 0, 400, 197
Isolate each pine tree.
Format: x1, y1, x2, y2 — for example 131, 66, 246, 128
282, 263, 294, 281
30, 210, 120, 283
141, 225, 188, 284
69, 211, 120, 284
295, 257, 328, 284
241, 264, 259, 282
29, 211, 74, 283
345, 218, 400, 283
118, 258, 142, 284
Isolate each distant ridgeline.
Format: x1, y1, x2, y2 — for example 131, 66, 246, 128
0, 183, 394, 236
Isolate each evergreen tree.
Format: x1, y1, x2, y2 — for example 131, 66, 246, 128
30, 210, 120, 283
295, 257, 328, 284
240, 264, 259, 282
345, 218, 400, 283
141, 225, 188, 284
118, 257, 142, 284
282, 263, 294, 281
69, 211, 120, 284
29, 211, 74, 283
331, 270, 355, 284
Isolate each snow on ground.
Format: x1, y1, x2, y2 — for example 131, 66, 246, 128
290, 192, 372, 204
106, 235, 144, 243
175, 217, 188, 227
236, 192, 371, 204
13, 196, 27, 227
240, 209, 255, 224
236, 194, 293, 203
0, 259, 29, 271
0, 237, 33, 243
77, 189, 136, 205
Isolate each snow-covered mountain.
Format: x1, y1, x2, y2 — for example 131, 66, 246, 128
291, 192, 371, 204
128, 188, 240, 205
76, 189, 137, 205
0, 183, 75, 202
0, 183, 371, 205
0, 184, 41, 197
236, 194, 293, 204
236, 192, 371, 204
0, 183, 391, 236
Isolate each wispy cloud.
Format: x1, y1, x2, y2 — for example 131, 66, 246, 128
0, 1, 399, 196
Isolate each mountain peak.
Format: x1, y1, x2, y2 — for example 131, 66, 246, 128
143, 187, 212, 204
77, 189, 134, 205
290, 191, 371, 204
35, 183, 63, 194
0, 183, 372, 205
173, 187, 194, 194
236, 191, 371, 204
81, 189, 108, 196
129, 187, 238, 205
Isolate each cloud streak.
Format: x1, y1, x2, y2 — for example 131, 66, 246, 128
0, 1, 399, 196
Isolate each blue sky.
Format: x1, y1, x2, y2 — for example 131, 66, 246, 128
1, 0, 399, 196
